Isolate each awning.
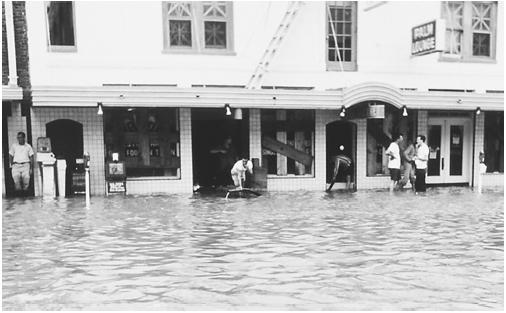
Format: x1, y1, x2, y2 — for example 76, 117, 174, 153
31, 82, 504, 111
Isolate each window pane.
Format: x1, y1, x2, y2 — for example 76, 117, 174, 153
327, 2, 356, 68
444, 29, 462, 54
344, 36, 351, 48
204, 21, 227, 49
449, 125, 464, 176
473, 33, 490, 56
47, 1, 75, 46
336, 23, 343, 34
344, 22, 351, 35
344, 49, 351, 61
104, 108, 181, 178
427, 125, 442, 176
344, 8, 351, 21
328, 48, 336, 61
169, 20, 192, 47
484, 112, 504, 173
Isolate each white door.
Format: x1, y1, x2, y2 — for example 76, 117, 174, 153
426, 117, 472, 184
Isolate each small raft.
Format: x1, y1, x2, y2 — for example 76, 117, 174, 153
225, 188, 261, 199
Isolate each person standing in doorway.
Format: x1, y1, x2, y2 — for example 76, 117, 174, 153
9, 132, 34, 196
385, 134, 403, 192
399, 139, 416, 191
414, 135, 429, 193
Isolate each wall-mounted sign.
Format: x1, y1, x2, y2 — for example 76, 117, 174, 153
367, 104, 385, 119
411, 20, 444, 56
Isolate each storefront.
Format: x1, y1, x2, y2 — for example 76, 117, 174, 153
29, 83, 504, 196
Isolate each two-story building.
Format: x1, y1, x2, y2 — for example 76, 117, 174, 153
6, 1, 503, 196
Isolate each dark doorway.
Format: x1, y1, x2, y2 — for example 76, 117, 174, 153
46, 119, 83, 196
326, 121, 356, 186
192, 108, 249, 187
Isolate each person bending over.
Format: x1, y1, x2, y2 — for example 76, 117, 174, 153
230, 158, 253, 190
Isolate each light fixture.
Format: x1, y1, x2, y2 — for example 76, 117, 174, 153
402, 105, 408, 117
225, 104, 232, 116
339, 105, 346, 118
97, 102, 103, 115
476, 107, 481, 115
233, 108, 243, 120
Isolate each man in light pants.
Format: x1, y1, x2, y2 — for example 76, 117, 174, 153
9, 132, 34, 196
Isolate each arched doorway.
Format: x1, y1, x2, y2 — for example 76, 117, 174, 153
46, 119, 83, 196
326, 121, 356, 190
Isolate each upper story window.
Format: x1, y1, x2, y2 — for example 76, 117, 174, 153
45, 1, 76, 52
162, 2, 234, 54
326, 1, 357, 71
441, 1, 497, 61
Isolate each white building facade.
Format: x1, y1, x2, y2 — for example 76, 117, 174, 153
19, 1, 503, 195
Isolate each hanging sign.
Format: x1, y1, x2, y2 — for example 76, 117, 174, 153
411, 20, 444, 56
367, 104, 385, 119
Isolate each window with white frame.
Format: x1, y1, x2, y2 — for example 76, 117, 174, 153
326, 1, 357, 71
441, 1, 497, 60
162, 2, 234, 53
45, 1, 76, 51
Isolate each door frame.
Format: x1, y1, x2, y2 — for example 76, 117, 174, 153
426, 117, 472, 184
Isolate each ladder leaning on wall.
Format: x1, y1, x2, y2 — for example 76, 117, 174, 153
246, 1, 303, 90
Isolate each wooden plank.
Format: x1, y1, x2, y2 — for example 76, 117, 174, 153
262, 136, 313, 168
294, 131, 306, 175
276, 110, 287, 176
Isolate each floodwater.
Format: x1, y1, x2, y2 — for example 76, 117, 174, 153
2, 187, 504, 310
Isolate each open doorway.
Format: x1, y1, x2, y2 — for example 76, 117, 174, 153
326, 121, 356, 189
191, 108, 249, 188
46, 119, 83, 196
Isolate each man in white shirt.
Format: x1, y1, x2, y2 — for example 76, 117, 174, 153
385, 134, 403, 192
9, 132, 34, 195
230, 158, 253, 189
414, 135, 429, 192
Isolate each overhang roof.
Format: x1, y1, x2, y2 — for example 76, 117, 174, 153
31, 82, 504, 111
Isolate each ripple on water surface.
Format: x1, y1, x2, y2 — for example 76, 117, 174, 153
2, 187, 504, 310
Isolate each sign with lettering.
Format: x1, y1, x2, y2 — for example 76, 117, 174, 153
411, 20, 443, 56
107, 181, 126, 193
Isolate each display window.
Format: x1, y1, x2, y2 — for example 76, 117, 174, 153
103, 108, 180, 178
261, 109, 315, 177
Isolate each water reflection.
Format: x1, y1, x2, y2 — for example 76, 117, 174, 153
2, 187, 504, 310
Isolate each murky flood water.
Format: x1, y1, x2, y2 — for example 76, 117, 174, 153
2, 187, 504, 310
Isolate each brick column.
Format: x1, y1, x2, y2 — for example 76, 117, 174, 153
354, 118, 367, 189
249, 109, 262, 165
472, 113, 485, 187
417, 110, 428, 137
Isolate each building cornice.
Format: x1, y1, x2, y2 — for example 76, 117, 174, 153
2, 85, 23, 101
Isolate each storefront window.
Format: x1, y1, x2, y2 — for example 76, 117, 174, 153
366, 106, 416, 176
261, 109, 314, 176
484, 112, 503, 173
103, 108, 180, 178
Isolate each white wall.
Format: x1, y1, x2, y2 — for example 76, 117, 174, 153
26, 1, 504, 91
